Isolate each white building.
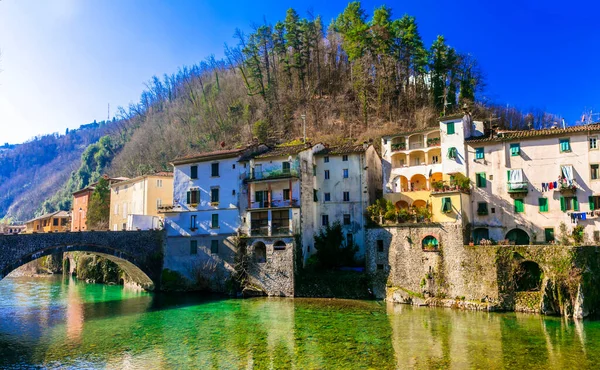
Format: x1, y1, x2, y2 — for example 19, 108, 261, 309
313, 143, 382, 261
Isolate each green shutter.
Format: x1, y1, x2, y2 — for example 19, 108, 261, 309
560, 196, 566, 212
514, 199, 524, 213
538, 198, 548, 212
475, 147, 484, 160
590, 196, 595, 211
573, 197, 579, 211
476, 173, 486, 188
441, 197, 452, 213
186, 191, 191, 204
447, 122, 455, 135
545, 228, 555, 243
510, 143, 520, 156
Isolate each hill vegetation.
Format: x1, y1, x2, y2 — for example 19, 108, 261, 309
1, 2, 563, 221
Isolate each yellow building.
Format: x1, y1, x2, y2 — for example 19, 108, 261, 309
109, 172, 174, 231
25, 211, 70, 233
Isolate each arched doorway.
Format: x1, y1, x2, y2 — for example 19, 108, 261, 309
515, 261, 542, 291
391, 175, 408, 193
395, 200, 409, 210
473, 228, 490, 244
253, 242, 267, 263
410, 174, 428, 191
506, 228, 530, 245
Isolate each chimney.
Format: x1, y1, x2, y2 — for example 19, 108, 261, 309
363, 141, 369, 150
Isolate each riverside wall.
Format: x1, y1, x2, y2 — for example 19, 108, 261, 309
366, 224, 600, 318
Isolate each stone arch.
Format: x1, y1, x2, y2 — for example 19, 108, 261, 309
0, 244, 155, 290
409, 174, 428, 191
412, 199, 427, 209
506, 228, 530, 245
253, 241, 267, 263
395, 200, 409, 210
391, 175, 408, 192
273, 240, 286, 251
515, 261, 543, 291
422, 235, 439, 251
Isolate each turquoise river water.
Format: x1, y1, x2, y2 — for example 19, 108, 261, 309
1, 276, 600, 369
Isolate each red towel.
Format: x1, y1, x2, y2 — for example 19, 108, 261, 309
549, 182, 554, 190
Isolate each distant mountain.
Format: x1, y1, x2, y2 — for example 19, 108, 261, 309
0, 121, 115, 221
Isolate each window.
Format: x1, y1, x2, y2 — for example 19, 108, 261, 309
283, 162, 291, 174
190, 240, 198, 255
510, 143, 520, 156
590, 136, 598, 150
190, 215, 197, 230
324, 170, 330, 180
232, 164, 236, 169
123, 203, 128, 217
447, 147, 457, 159
441, 197, 452, 213
431, 155, 439, 164
53, 218, 59, 226
187, 189, 200, 204
343, 214, 351, 225
343, 192, 350, 202
322, 215, 329, 226
377, 240, 384, 252
475, 147, 485, 160
491, 207, 496, 214
114, 204, 119, 215
211, 188, 219, 203
343, 169, 349, 178
211, 214, 219, 228
592, 164, 599, 180
324, 193, 331, 202
313, 189, 318, 202
190, 165, 198, 179
342, 155, 348, 161
447, 122, 455, 135
324, 156, 329, 163
211, 163, 220, 177
545, 228, 555, 243
211, 240, 219, 254
157, 179, 163, 187
346, 233, 353, 246
283, 189, 290, 201
377, 264, 384, 270
156, 198, 162, 209
589, 196, 600, 211
476, 172, 486, 188
514, 198, 524, 213
559, 138, 571, 152
560, 196, 579, 212
538, 198, 549, 212
477, 202, 488, 215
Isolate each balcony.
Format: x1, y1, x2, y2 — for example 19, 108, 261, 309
245, 168, 299, 182
391, 143, 406, 152
157, 204, 181, 213
427, 137, 440, 147
249, 199, 300, 210
557, 180, 577, 195
507, 182, 529, 194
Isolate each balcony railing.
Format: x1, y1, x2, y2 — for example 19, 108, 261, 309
391, 143, 406, 151
250, 199, 299, 209
250, 227, 269, 236
409, 142, 424, 150
245, 168, 299, 181
507, 182, 529, 193
248, 226, 292, 236
427, 138, 441, 147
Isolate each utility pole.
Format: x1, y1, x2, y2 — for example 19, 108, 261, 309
301, 114, 306, 144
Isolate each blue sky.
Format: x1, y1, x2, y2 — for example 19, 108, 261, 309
0, 0, 598, 144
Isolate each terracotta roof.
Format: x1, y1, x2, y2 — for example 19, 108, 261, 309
72, 177, 129, 196
27, 210, 70, 223
465, 123, 600, 144
316, 143, 370, 156
172, 148, 245, 164
253, 144, 311, 159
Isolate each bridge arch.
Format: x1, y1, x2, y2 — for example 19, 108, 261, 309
0, 231, 164, 291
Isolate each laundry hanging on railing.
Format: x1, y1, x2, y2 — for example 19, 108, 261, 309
562, 165, 574, 186
569, 212, 588, 224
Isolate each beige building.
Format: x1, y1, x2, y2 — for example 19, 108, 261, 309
466, 123, 600, 244
109, 172, 174, 231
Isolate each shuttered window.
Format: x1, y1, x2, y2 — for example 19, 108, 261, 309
447, 147, 457, 159
447, 122, 455, 135
510, 143, 520, 156
538, 198, 548, 212
514, 198, 524, 213
475, 147, 484, 160
211, 240, 219, 254
477, 202, 488, 215
560, 196, 579, 211
559, 138, 571, 152
441, 197, 452, 213
545, 228, 555, 243
190, 165, 198, 179
190, 240, 198, 255
476, 173, 486, 188
187, 189, 200, 204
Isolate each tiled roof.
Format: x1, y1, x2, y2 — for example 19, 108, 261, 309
253, 144, 311, 159
465, 123, 600, 143
27, 210, 70, 223
172, 148, 245, 164
315, 143, 369, 156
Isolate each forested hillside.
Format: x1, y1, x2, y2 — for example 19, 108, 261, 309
2, 2, 562, 221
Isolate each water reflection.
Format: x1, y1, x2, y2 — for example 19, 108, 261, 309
2, 277, 600, 369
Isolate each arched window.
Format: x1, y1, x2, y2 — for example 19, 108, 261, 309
506, 228, 530, 245
273, 240, 286, 251
422, 235, 439, 251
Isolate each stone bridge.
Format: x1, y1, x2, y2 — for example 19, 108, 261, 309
0, 231, 165, 290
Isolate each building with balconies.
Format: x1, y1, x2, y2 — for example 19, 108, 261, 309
240, 143, 325, 261
313, 143, 382, 261
466, 122, 600, 245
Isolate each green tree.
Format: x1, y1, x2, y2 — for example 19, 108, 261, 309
314, 222, 357, 269
86, 177, 111, 230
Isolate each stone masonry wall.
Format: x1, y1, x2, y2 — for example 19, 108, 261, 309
245, 237, 295, 297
